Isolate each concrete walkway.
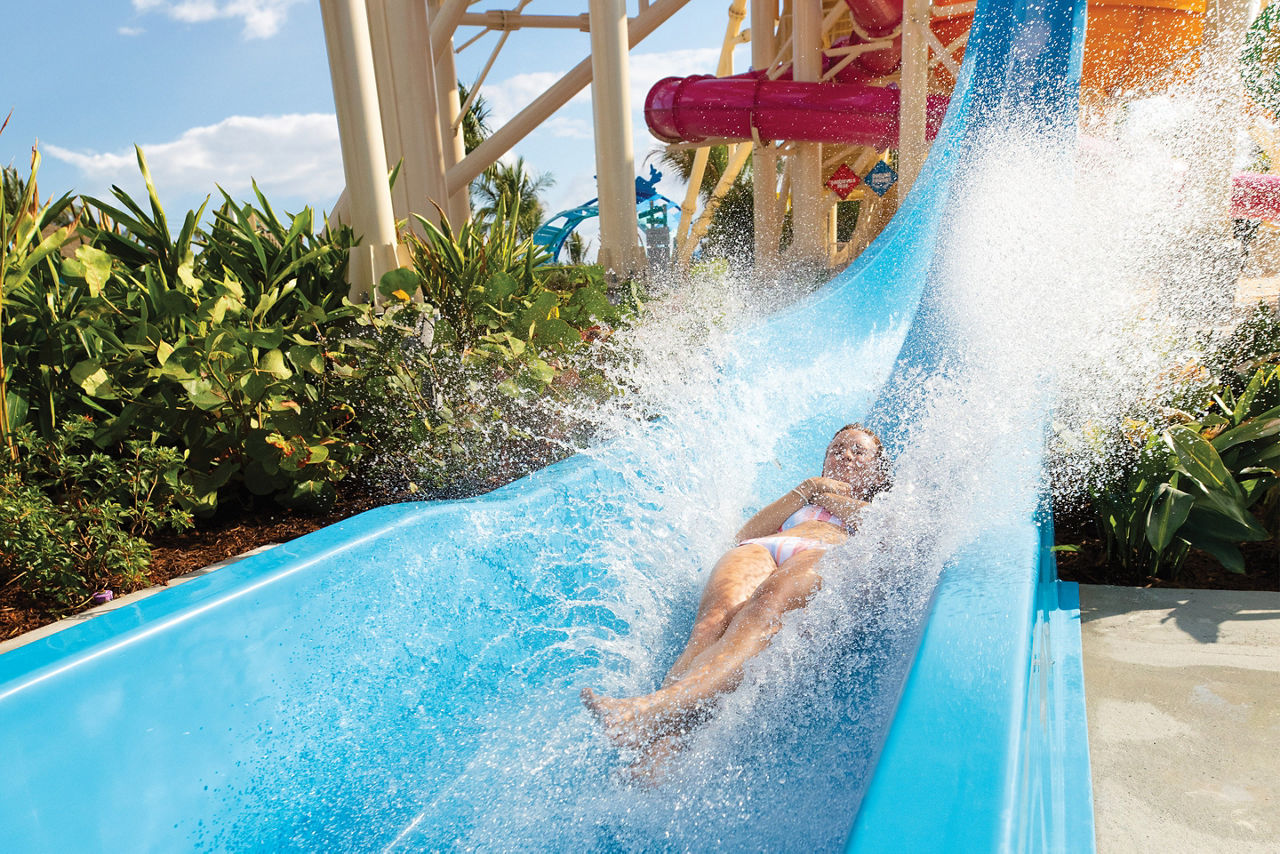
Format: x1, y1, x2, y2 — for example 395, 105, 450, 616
1079, 585, 1279, 854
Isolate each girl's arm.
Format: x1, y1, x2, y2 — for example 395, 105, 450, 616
810, 493, 872, 530
734, 477, 852, 541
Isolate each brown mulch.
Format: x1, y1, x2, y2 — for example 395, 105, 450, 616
1053, 514, 1280, 593
0, 487, 389, 643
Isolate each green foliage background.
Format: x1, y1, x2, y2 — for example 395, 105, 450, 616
1, 146, 628, 614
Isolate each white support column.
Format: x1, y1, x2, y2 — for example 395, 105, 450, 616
789, 0, 825, 267
430, 0, 471, 226
447, 0, 697, 195
588, 0, 643, 276
751, 0, 781, 271
320, 0, 401, 302
898, 0, 931, 194
674, 0, 747, 265
367, 0, 449, 239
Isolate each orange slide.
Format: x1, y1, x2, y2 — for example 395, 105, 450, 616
1080, 0, 1208, 98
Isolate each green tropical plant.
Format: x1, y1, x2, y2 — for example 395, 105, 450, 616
566, 232, 591, 265
471, 157, 555, 240
0, 146, 366, 511
651, 146, 755, 263
1089, 358, 1280, 580
0, 418, 193, 607
349, 203, 626, 494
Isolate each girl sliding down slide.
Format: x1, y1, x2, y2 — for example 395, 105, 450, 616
582, 423, 891, 777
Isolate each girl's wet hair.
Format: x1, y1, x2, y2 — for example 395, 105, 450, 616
834, 422, 884, 453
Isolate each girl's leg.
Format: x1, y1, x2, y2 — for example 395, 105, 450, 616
662, 544, 777, 685
583, 550, 824, 749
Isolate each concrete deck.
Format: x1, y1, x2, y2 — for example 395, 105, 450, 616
1079, 585, 1280, 854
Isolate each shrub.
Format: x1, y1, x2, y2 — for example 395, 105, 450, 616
0, 419, 194, 607
352, 210, 630, 495
0, 143, 634, 608
1074, 331, 1280, 582
2, 147, 367, 512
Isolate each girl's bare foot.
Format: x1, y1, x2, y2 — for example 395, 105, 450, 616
580, 687, 648, 750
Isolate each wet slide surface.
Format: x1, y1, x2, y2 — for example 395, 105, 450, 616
0, 0, 1093, 850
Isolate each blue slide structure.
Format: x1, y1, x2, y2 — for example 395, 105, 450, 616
0, 0, 1095, 850
532, 166, 681, 262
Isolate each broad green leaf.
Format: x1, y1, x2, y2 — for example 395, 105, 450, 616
242, 460, 284, 495
1182, 504, 1268, 543
259, 348, 292, 379
525, 358, 557, 385
75, 245, 113, 297
378, 268, 420, 299
240, 371, 271, 402
156, 340, 175, 366
247, 327, 285, 350
288, 345, 325, 375
1165, 426, 1241, 500
70, 360, 117, 399
1210, 417, 1280, 452
180, 378, 225, 411
1180, 531, 1247, 574
1235, 367, 1264, 424
533, 317, 579, 349
177, 256, 202, 293
283, 478, 335, 509
1145, 482, 1194, 552
4, 392, 29, 430
485, 271, 520, 302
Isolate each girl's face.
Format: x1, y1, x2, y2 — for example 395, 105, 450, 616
823, 429, 883, 492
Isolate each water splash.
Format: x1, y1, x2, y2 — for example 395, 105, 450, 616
206, 65, 1254, 848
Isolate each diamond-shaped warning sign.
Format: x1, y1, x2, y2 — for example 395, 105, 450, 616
825, 163, 861, 200
865, 160, 898, 197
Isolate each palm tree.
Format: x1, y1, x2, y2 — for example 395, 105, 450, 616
471, 157, 555, 240
566, 231, 591, 265
457, 83, 491, 155
650, 145, 741, 202
2, 165, 24, 218
649, 146, 755, 264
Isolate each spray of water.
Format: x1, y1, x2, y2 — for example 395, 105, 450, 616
211, 54, 1257, 851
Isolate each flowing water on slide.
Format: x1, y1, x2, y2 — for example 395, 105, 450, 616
207, 97, 1245, 851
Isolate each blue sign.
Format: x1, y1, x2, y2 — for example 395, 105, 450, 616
865, 161, 898, 197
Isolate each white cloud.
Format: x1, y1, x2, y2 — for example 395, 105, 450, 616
46, 113, 342, 204
627, 48, 721, 106
544, 117, 592, 140
478, 47, 718, 131
118, 26, 145, 37
132, 0, 304, 39
480, 71, 588, 128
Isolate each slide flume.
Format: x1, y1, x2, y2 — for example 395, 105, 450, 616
0, 0, 1093, 850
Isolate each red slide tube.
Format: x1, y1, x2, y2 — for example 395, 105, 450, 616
1232, 173, 1280, 222
645, 74, 948, 148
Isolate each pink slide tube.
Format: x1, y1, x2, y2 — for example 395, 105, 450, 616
844, 0, 904, 37
1231, 173, 1280, 222
645, 74, 948, 148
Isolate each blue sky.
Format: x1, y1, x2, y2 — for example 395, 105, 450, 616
4, 1, 744, 232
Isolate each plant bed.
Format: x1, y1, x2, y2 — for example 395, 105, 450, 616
1053, 509, 1280, 592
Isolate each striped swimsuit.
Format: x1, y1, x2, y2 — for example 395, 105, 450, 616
739, 504, 844, 565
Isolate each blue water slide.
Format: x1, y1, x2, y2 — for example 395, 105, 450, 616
0, 0, 1093, 849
